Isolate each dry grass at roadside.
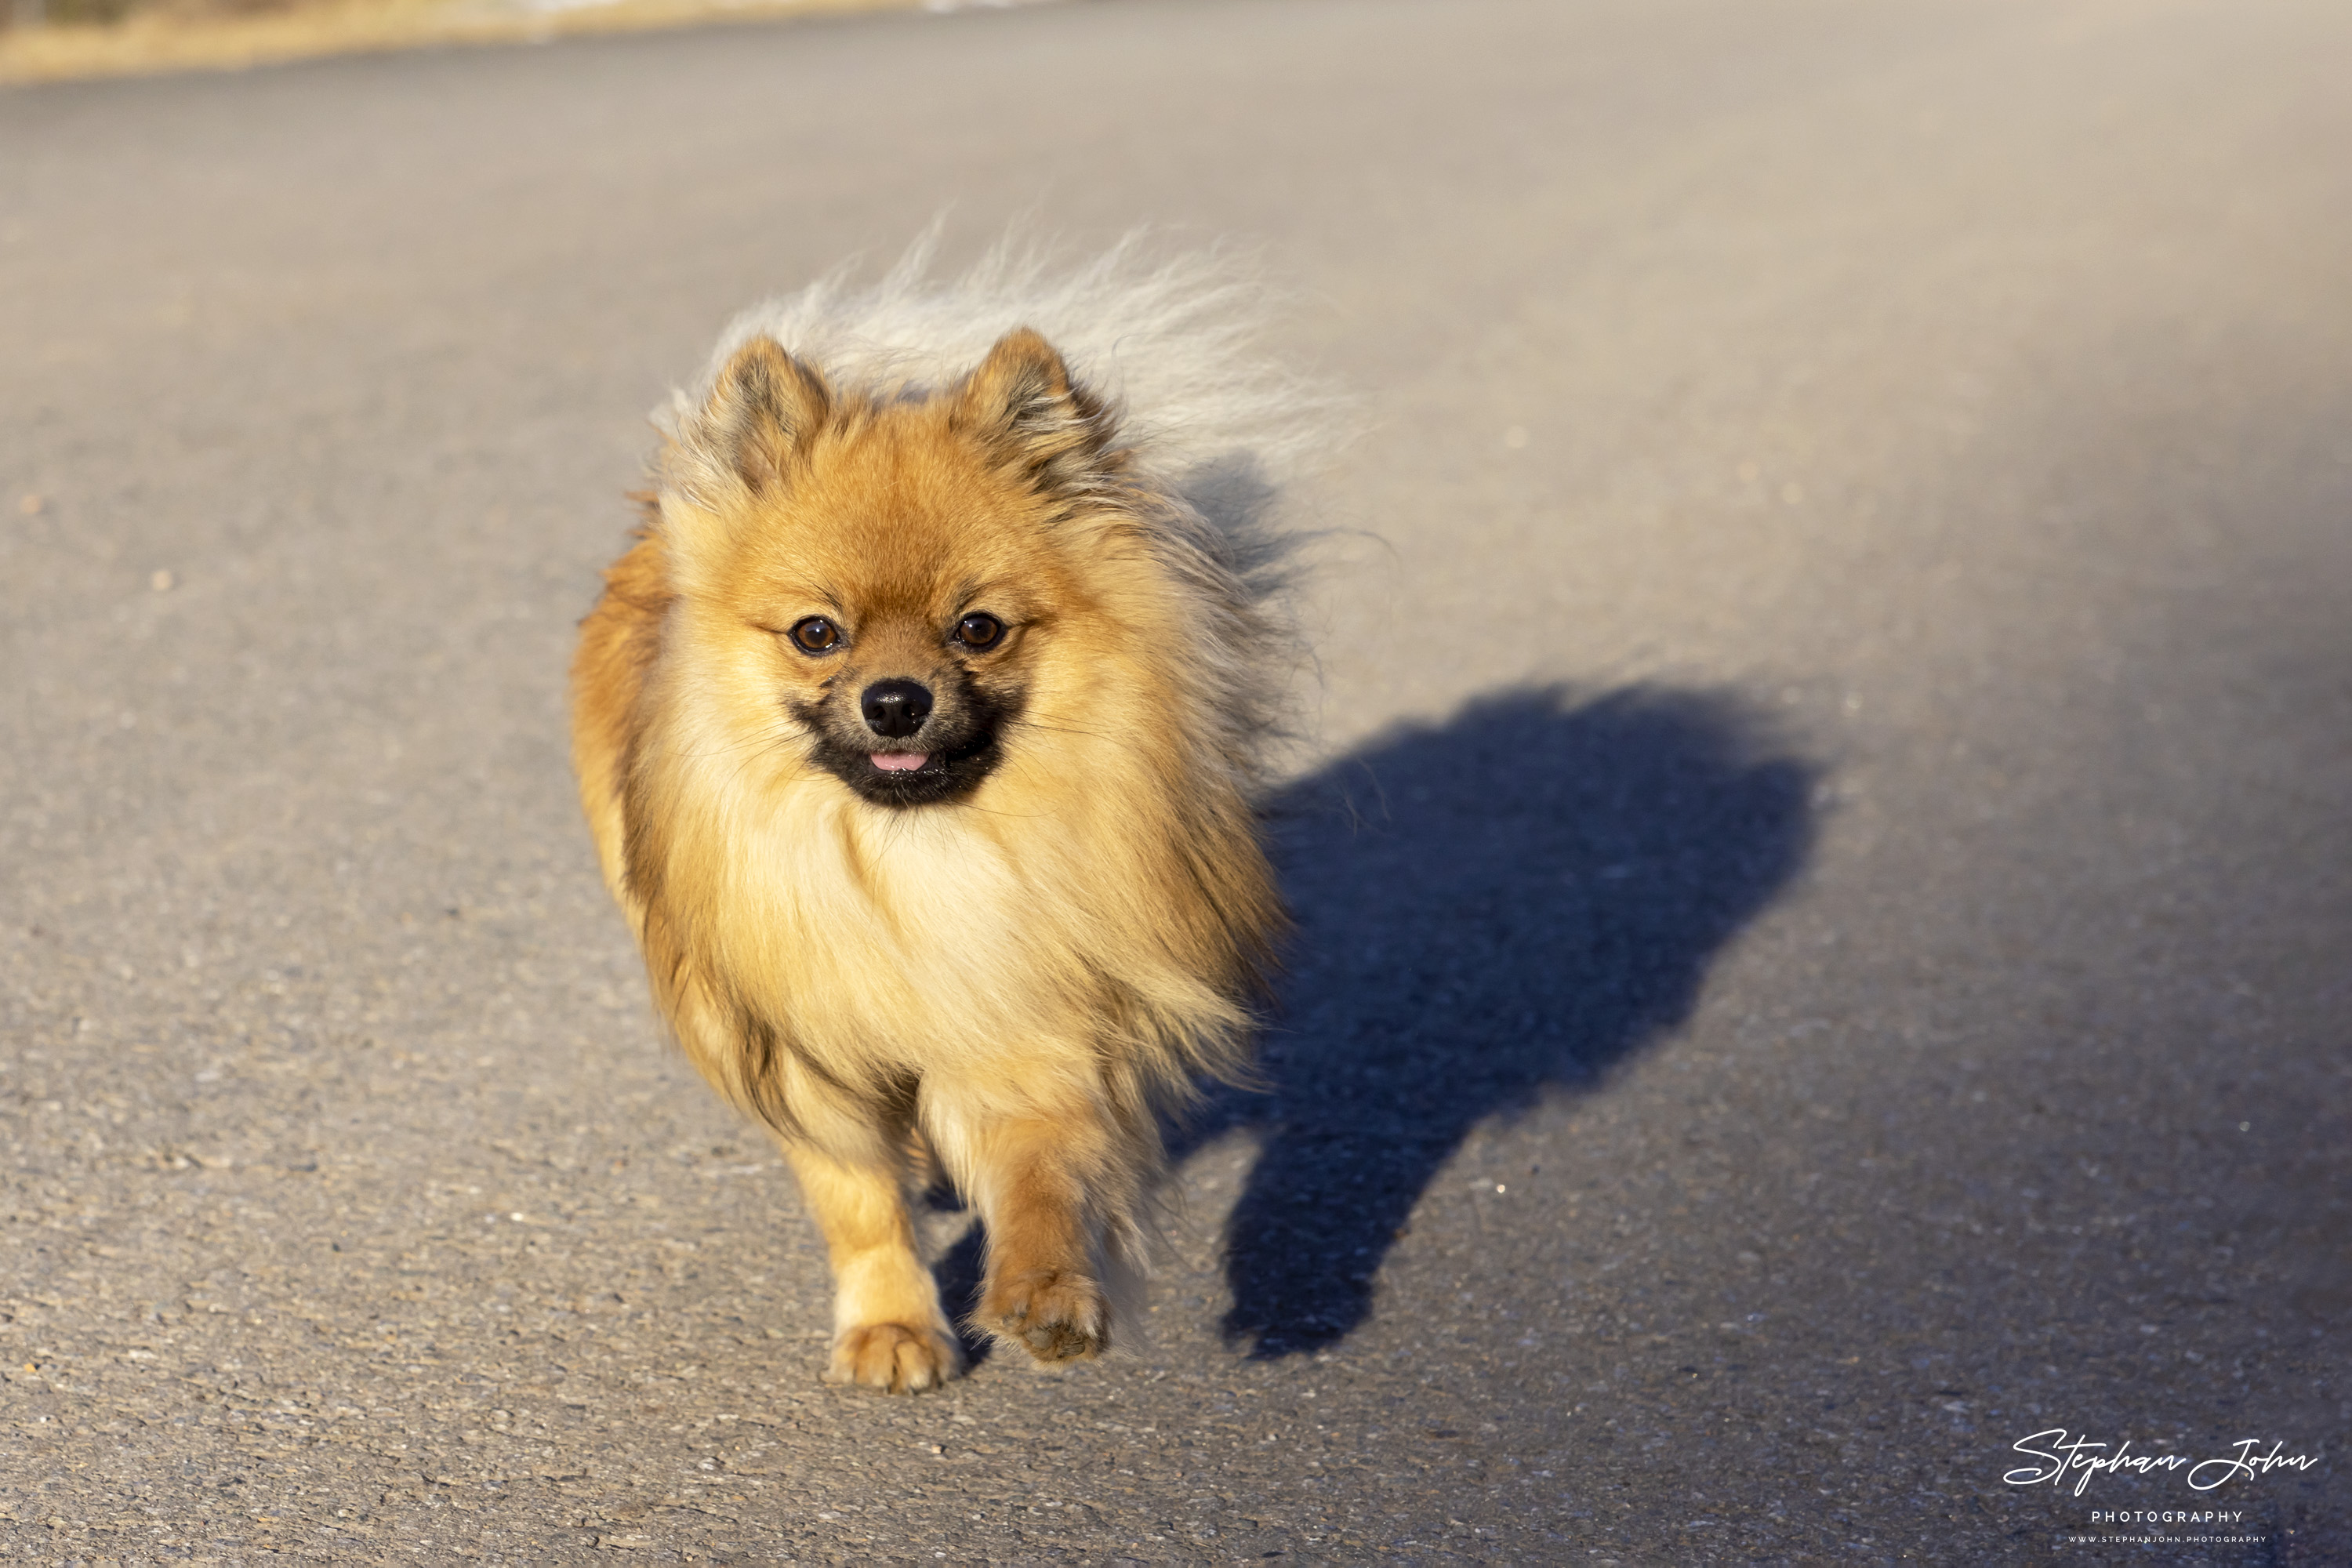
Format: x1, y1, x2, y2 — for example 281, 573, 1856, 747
0, 0, 947, 83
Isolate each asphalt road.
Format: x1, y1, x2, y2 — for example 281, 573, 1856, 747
4, 0, 2349, 1560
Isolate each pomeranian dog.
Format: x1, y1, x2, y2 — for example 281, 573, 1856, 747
570, 238, 1325, 1392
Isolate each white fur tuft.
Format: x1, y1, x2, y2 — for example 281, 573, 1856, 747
659, 228, 1343, 522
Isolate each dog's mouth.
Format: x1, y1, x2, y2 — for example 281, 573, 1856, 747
792, 682, 1023, 809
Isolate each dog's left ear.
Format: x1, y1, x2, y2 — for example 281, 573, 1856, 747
952, 328, 1122, 494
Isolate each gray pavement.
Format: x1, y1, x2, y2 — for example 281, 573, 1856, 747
3, 0, 2349, 1560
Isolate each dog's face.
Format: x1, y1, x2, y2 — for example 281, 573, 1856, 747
659, 329, 1124, 811
729, 445, 1050, 810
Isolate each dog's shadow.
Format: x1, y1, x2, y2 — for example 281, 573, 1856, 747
932, 684, 1817, 1362
1192, 684, 1816, 1356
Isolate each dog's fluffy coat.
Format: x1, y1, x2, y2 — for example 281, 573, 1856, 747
570, 238, 1318, 1391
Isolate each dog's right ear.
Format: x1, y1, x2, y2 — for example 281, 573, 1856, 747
691, 337, 833, 495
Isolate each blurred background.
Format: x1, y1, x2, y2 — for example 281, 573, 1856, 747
0, 0, 906, 82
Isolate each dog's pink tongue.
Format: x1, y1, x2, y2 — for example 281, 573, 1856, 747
870, 753, 930, 772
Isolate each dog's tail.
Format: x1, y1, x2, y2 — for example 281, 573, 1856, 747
667, 226, 1351, 536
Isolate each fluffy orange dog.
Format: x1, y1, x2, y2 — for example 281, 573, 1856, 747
571, 240, 1320, 1391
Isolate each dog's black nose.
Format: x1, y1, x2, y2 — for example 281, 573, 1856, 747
860, 679, 932, 740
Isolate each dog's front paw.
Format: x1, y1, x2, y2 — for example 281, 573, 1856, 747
824, 1322, 964, 1393
983, 1268, 1106, 1362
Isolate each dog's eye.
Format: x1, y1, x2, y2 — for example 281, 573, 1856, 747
954, 613, 1004, 651
789, 617, 841, 654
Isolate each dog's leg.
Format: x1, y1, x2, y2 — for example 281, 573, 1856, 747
780, 1140, 964, 1392
946, 1103, 1125, 1363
